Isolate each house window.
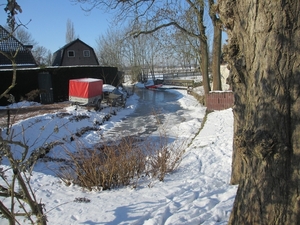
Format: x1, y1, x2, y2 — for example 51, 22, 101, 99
68, 50, 75, 57
83, 50, 90, 57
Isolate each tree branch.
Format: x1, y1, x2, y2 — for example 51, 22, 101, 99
0, 51, 18, 100
132, 21, 199, 38
0, 200, 15, 225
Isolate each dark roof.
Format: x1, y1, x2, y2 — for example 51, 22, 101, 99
52, 38, 99, 66
0, 25, 37, 68
51, 49, 63, 67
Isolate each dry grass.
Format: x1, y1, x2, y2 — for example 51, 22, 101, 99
143, 136, 186, 182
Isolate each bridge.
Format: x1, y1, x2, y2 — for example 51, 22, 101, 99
141, 71, 202, 88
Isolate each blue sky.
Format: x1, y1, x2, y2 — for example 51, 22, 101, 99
1, 1, 228, 54
0, 0, 114, 53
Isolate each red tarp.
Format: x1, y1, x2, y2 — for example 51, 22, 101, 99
69, 78, 103, 98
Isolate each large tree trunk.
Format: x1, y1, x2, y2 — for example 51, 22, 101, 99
219, 0, 300, 224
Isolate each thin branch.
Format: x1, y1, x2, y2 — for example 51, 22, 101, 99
0, 53, 18, 100
132, 21, 200, 38
0, 200, 15, 225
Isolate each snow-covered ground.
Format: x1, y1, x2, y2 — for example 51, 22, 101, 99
0, 84, 237, 225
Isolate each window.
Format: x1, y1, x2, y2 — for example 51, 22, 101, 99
83, 50, 90, 57
68, 50, 75, 57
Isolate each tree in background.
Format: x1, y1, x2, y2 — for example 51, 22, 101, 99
167, 29, 200, 71
219, 0, 300, 224
128, 0, 211, 93
32, 46, 52, 66
208, 0, 222, 90
125, 20, 166, 82
73, 0, 225, 93
65, 18, 77, 43
4, 25, 52, 66
96, 27, 125, 69
11, 25, 37, 46
96, 22, 167, 82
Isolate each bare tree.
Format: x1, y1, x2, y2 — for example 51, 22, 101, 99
4, 25, 52, 66
0, 2, 47, 224
32, 46, 52, 66
95, 19, 167, 82
96, 27, 125, 69
0, 0, 23, 100
4, 25, 38, 46
65, 18, 77, 43
122, 30, 148, 82
72, 0, 213, 93
169, 30, 199, 71
130, 0, 211, 93
4, 0, 22, 31
219, 0, 300, 224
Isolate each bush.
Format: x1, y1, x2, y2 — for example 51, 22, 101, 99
144, 137, 186, 182
56, 134, 186, 191
57, 137, 145, 190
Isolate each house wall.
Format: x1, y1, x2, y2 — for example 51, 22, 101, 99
61, 42, 99, 66
205, 91, 234, 111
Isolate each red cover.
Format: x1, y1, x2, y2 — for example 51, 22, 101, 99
69, 78, 103, 98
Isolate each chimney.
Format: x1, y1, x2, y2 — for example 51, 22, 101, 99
24, 45, 33, 51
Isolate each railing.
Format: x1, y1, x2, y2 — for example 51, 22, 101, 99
141, 71, 201, 81
163, 72, 201, 80
163, 79, 194, 87
140, 71, 201, 88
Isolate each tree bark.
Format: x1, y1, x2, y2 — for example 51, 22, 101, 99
198, 4, 210, 94
199, 36, 210, 94
211, 25, 222, 90
219, 0, 300, 224
209, 0, 222, 91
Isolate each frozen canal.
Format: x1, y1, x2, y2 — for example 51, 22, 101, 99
104, 87, 186, 138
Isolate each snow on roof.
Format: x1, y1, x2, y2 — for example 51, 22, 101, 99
103, 84, 116, 92
71, 78, 102, 82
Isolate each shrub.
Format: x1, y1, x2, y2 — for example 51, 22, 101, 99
57, 137, 146, 191
56, 134, 186, 191
144, 135, 186, 182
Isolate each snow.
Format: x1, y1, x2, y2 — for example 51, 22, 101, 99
71, 78, 102, 82
0, 84, 237, 225
1, 100, 41, 108
103, 84, 117, 92
220, 65, 230, 91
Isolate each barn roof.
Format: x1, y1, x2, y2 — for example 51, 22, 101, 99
51, 38, 99, 66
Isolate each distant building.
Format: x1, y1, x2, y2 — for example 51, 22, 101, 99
0, 25, 37, 68
52, 39, 99, 66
